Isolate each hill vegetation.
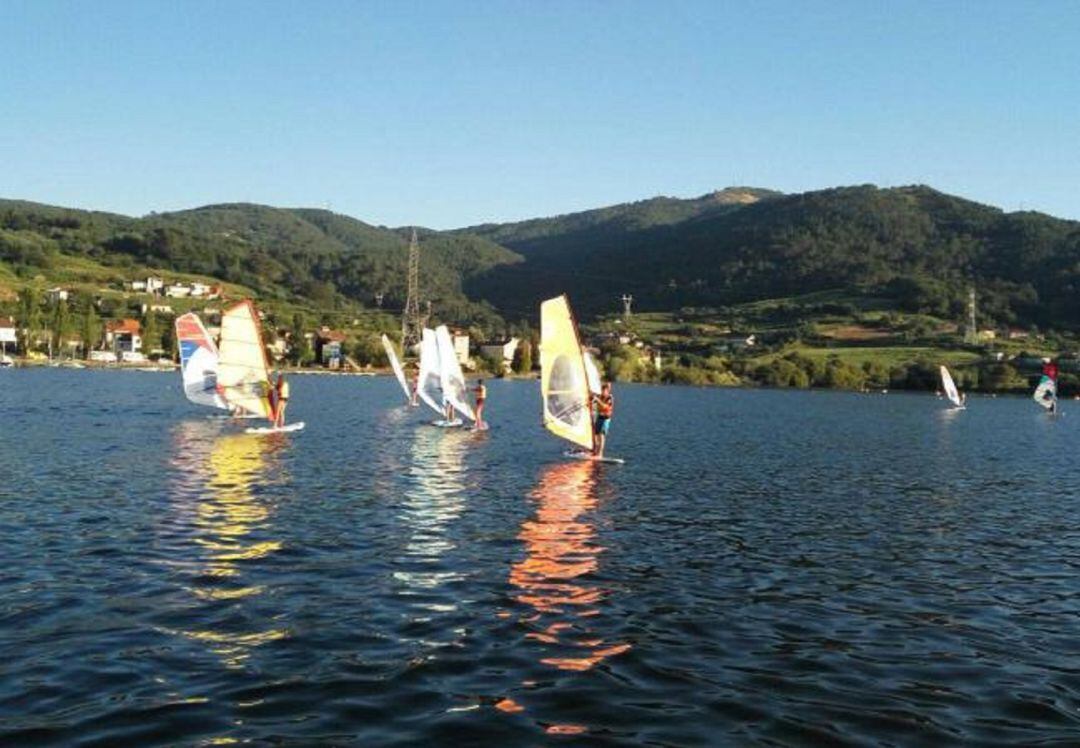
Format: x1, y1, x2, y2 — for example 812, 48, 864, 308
0, 199, 520, 328
3, 185, 1080, 393
465, 185, 1080, 329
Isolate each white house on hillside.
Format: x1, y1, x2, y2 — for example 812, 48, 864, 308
480, 337, 520, 373
452, 330, 471, 366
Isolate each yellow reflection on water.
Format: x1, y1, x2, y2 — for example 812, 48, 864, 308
198, 432, 282, 592
509, 461, 630, 672
168, 423, 289, 668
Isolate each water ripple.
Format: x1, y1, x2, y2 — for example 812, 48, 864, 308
3, 373, 1080, 744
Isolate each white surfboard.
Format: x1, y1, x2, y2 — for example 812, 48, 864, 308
245, 421, 306, 434
431, 418, 463, 428
564, 449, 624, 465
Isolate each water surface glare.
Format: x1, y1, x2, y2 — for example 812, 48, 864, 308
2, 370, 1080, 745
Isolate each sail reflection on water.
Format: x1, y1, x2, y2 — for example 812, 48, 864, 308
168, 423, 288, 667
510, 461, 630, 671
394, 427, 468, 598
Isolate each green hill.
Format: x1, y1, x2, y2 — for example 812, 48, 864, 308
459, 186, 779, 259
0, 199, 521, 325
464, 185, 1080, 329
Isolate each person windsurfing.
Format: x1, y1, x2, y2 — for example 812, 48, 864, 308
273, 371, 290, 428
1044, 359, 1059, 383
1036, 358, 1059, 415
473, 378, 487, 430
591, 381, 614, 458
410, 364, 420, 407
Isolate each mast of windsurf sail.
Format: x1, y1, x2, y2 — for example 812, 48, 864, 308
435, 325, 475, 422
540, 295, 594, 451
416, 328, 444, 416
939, 365, 962, 408
176, 312, 229, 410
381, 334, 412, 403
217, 300, 274, 422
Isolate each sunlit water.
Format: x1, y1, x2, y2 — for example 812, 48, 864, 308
2, 370, 1080, 745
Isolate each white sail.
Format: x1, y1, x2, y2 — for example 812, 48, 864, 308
540, 295, 594, 451
381, 334, 412, 403
1034, 376, 1057, 411
939, 365, 962, 408
583, 350, 603, 395
435, 325, 475, 421
417, 328, 444, 416
217, 301, 273, 420
176, 312, 229, 410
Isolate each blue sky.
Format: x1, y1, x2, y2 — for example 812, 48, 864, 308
2, 0, 1078, 227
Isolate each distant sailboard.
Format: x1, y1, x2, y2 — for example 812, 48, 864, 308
540, 294, 621, 464
939, 365, 965, 410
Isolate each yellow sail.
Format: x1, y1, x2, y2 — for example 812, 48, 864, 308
540, 295, 593, 450
217, 300, 273, 420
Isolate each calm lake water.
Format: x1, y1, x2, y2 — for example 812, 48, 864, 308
2, 369, 1080, 746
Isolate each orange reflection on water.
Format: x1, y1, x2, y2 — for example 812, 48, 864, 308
509, 460, 630, 672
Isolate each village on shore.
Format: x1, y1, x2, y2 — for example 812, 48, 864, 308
1, 273, 1074, 400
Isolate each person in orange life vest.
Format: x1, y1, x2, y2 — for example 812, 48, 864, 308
473, 379, 487, 429
592, 382, 614, 457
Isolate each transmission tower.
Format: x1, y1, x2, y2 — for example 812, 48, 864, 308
401, 229, 422, 353
965, 287, 977, 344
621, 294, 634, 321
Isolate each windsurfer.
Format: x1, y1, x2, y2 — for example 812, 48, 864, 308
592, 382, 614, 457
473, 379, 487, 429
411, 365, 420, 407
274, 371, 290, 427
444, 399, 456, 424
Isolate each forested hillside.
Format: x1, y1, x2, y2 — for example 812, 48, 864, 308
460, 187, 778, 258
466, 185, 1080, 329
0, 200, 520, 325
4, 184, 1080, 337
